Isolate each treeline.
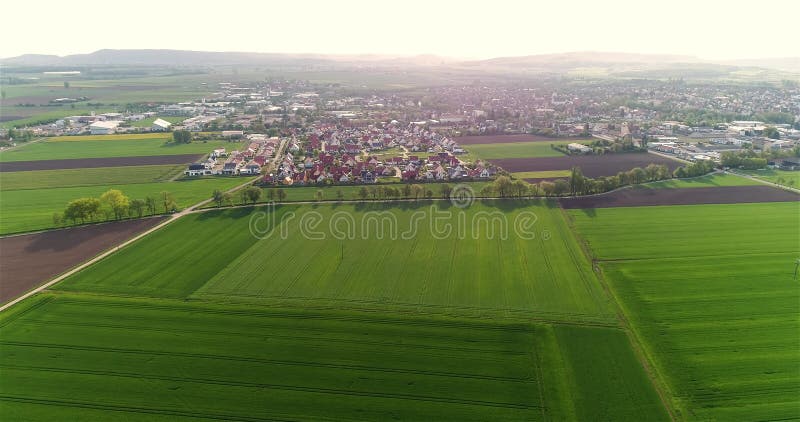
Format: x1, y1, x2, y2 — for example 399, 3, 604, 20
721, 147, 800, 170
54, 190, 177, 226
483, 160, 716, 197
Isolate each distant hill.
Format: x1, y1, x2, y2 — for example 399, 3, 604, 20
467, 51, 700, 68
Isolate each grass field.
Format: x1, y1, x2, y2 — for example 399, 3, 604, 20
739, 168, 800, 187
568, 202, 800, 420
642, 173, 761, 189
47, 133, 175, 142
464, 141, 571, 160
0, 138, 233, 162
57, 201, 614, 323
0, 292, 666, 421
0, 177, 244, 234
0, 165, 184, 190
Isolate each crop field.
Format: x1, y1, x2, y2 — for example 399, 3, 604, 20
465, 141, 571, 160
0, 218, 165, 304
57, 201, 614, 323
47, 133, 175, 142
456, 135, 592, 145
559, 185, 798, 209
490, 153, 682, 177
568, 202, 800, 420
511, 170, 571, 179
0, 165, 184, 189
0, 138, 233, 162
0, 154, 203, 172
739, 168, 800, 187
641, 173, 760, 189
0, 177, 244, 234
0, 293, 666, 421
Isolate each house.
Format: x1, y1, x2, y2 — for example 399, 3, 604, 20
361, 170, 376, 184
89, 121, 121, 135
222, 162, 239, 175
240, 163, 262, 175
222, 130, 244, 138
568, 143, 592, 154
185, 163, 212, 176
151, 118, 172, 131
776, 158, 799, 171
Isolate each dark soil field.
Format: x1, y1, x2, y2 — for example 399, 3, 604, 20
491, 153, 681, 177
0, 154, 202, 172
559, 185, 799, 209
456, 134, 573, 145
0, 217, 166, 304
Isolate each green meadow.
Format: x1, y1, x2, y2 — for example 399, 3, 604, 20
464, 141, 571, 160
569, 202, 800, 420
0, 137, 233, 162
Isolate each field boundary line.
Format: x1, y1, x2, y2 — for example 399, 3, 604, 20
559, 206, 680, 421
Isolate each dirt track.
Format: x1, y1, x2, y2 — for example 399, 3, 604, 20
456, 134, 572, 145
559, 185, 800, 209
0, 154, 203, 172
492, 153, 681, 177
0, 217, 166, 304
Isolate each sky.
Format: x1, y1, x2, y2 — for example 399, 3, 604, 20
1, 0, 797, 60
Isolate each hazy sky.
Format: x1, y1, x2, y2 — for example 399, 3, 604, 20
2, 0, 797, 60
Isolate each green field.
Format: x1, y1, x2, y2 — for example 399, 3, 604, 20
0, 137, 234, 162
0, 293, 666, 421
57, 201, 613, 323
569, 202, 800, 420
465, 141, 571, 160
642, 172, 761, 189
0, 165, 184, 190
47, 133, 173, 142
739, 168, 800, 187
0, 177, 244, 234
0, 199, 670, 420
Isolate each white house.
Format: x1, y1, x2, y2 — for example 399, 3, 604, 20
152, 118, 172, 131
567, 143, 592, 154
89, 121, 121, 135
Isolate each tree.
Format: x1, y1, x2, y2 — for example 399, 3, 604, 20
553, 179, 569, 195
276, 188, 287, 202
336, 189, 344, 201
402, 184, 412, 198
358, 186, 369, 200
492, 175, 513, 197
539, 181, 555, 196
129, 199, 146, 218
145, 196, 157, 215
764, 127, 780, 140
100, 189, 130, 220
315, 189, 324, 202
172, 130, 192, 144
425, 189, 433, 200
411, 184, 424, 200
160, 191, 176, 213
266, 189, 275, 202
213, 189, 225, 207
52, 212, 63, 227
64, 198, 101, 223
244, 186, 262, 204
63, 81, 70, 89
569, 167, 586, 195
440, 184, 452, 199
512, 180, 529, 197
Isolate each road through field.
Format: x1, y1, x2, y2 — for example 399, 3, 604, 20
0, 139, 288, 311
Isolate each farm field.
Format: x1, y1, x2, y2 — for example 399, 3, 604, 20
464, 141, 571, 160
0, 218, 165, 304
490, 153, 681, 177
0, 154, 203, 172
57, 201, 614, 323
0, 293, 667, 421
738, 168, 800, 187
511, 170, 571, 179
559, 185, 798, 209
0, 177, 244, 235
0, 165, 184, 190
0, 137, 234, 162
641, 172, 760, 189
456, 135, 593, 145
568, 202, 800, 420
